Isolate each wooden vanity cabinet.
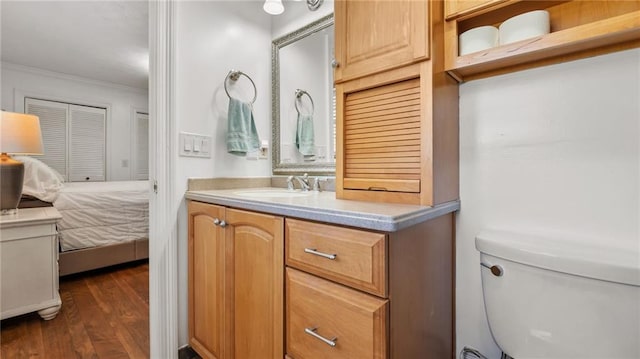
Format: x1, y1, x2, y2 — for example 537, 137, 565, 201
335, 0, 459, 206
188, 201, 284, 359
444, 0, 640, 81
334, 0, 430, 83
285, 214, 455, 359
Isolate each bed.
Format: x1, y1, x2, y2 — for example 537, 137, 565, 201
16, 156, 149, 276
54, 181, 149, 276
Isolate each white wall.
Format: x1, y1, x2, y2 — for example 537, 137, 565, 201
1, 63, 148, 181
456, 48, 640, 358
174, 0, 273, 346
271, 0, 334, 39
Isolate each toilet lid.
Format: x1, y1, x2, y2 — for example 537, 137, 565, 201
476, 229, 640, 286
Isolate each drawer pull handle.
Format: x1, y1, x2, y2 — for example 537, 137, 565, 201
305, 327, 337, 347
304, 248, 337, 260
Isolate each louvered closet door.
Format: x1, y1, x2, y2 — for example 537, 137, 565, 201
25, 98, 69, 180
134, 112, 149, 180
343, 78, 421, 193
69, 105, 106, 182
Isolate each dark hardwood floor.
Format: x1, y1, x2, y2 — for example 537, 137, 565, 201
1, 260, 149, 359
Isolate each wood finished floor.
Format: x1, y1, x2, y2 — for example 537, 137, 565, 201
1, 260, 149, 359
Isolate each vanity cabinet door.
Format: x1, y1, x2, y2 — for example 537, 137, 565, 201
225, 208, 284, 359
334, 0, 429, 83
188, 201, 226, 359
188, 202, 284, 359
286, 268, 388, 359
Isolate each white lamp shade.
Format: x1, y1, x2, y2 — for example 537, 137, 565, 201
264, 0, 284, 15
1, 111, 44, 154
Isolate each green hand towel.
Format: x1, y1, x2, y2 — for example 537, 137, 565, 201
295, 113, 314, 156
227, 98, 260, 156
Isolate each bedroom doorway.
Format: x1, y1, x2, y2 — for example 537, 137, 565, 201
0, 1, 153, 357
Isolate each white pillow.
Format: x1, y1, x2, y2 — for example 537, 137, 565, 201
13, 156, 64, 203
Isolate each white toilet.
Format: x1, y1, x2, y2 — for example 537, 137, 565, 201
475, 229, 640, 359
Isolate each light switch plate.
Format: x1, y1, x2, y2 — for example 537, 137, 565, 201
179, 132, 212, 158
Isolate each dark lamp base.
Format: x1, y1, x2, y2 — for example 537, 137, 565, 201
0, 153, 24, 213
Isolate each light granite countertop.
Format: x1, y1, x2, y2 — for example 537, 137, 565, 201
185, 188, 460, 232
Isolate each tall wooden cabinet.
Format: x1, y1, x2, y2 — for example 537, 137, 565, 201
335, 0, 459, 206
188, 201, 284, 359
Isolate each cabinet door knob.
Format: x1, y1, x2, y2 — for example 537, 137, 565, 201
219, 220, 227, 228
213, 218, 220, 225
305, 327, 337, 347
304, 248, 337, 260
331, 59, 339, 68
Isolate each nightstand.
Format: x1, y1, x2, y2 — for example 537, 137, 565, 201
1, 207, 62, 320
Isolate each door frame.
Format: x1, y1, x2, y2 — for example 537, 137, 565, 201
149, 1, 178, 357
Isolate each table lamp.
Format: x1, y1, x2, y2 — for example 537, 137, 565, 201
1, 111, 44, 214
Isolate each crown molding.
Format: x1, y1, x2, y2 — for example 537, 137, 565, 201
1, 61, 149, 95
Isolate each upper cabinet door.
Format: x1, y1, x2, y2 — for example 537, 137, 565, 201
444, 0, 505, 19
334, 0, 429, 83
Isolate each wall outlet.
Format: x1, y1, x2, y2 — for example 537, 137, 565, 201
258, 140, 269, 160
258, 146, 268, 159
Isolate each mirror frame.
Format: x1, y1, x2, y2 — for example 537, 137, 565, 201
271, 14, 335, 176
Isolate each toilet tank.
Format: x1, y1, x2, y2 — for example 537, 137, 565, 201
475, 229, 640, 359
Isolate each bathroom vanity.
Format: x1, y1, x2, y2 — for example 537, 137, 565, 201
186, 188, 458, 359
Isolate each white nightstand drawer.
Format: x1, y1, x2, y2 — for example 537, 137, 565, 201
0, 223, 57, 241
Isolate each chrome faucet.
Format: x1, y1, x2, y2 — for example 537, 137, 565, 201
286, 176, 295, 190
294, 173, 310, 191
286, 174, 310, 191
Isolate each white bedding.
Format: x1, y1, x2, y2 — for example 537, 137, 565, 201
53, 181, 149, 251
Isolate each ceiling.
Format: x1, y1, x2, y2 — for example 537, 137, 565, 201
1, 1, 149, 90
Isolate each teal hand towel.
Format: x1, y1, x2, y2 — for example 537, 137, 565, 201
295, 113, 314, 156
227, 98, 260, 156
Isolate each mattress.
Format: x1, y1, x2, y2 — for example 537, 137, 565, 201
53, 181, 149, 251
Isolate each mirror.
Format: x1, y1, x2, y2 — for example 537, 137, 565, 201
272, 14, 335, 175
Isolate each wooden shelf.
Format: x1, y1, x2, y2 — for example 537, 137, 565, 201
445, 1, 640, 82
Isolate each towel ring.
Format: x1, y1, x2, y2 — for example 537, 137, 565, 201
224, 70, 257, 104
295, 89, 314, 116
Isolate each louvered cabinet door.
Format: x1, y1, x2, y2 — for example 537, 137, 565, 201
69, 105, 106, 182
134, 112, 149, 180
343, 78, 421, 193
25, 98, 69, 180
25, 98, 107, 182
338, 76, 422, 204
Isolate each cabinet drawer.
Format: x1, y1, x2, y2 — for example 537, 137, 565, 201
286, 268, 388, 359
286, 219, 386, 297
